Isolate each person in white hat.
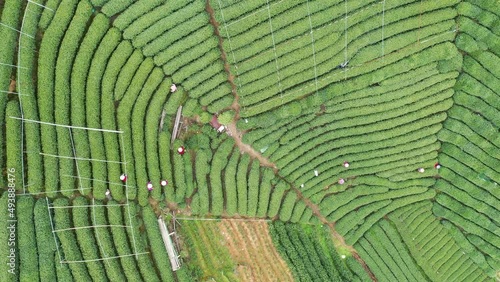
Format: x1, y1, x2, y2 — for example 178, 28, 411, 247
418, 167, 425, 173
147, 181, 153, 191
120, 173, 127, 182
343, 161, 349, 168
160, 180, 168, 187
170, 84, 177, 92
338, 178, 345, 184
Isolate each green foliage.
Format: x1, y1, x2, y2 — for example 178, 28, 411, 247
236, 154, 250, 215
5, 102, 22, 188
142, 206, 175, 282
71, 197, 107, 281
186, 133, 210, 151
199, 112, 212, 124
114, 50, 144, 101
87, 28, 122, 200
53, 198, 92, 281
256, 169, 274, 218
180, 221, 237, 281
34, 199, 57, 281
442, 220, 496, 277
389, 202, 489, 282
0, 193, 17, 281
117, 58, 155, 199
279, 191, 298, 222
14, 3, 44, 193
195, 150, 210, 215
38, 0, 79, 196
127, 203, 160, 281
0, 0, 22, 187
101, 41, 134, 201
101, 0, 134, 17
38, 0, 62, 30
56, 1, 93, 197
70, 14, 110, 195
159, 132, 175, 201
267, 182, 289, 218
217, 110, 235, 125
269, 222, 351, 281
130, 67, 165, 205
246, 161, 260, 217
107, 201, 143, 280
172, 140, 187, 203
224, 151, 239, 216
16, 197, 38, 281
210, 139, 234, 215
113, 0, 165, 30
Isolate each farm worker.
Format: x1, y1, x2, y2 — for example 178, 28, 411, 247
177, 146, 185, 155
120, 173, 127, 182
300, 184, 304, 188
434, 163, 441, 169
147, 181, 153, 191
160, 180, 168, 187
170, 84, 177, 93
105, 189, 111, 199
343, 161, 350, 168
418, 167, 425, 173
338, 178, 345, 185
314, 170, 319, 177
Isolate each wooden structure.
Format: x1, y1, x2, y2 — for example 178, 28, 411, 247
157, 216, 181, 271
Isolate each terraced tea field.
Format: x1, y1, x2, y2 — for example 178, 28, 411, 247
0, 0, 498, 281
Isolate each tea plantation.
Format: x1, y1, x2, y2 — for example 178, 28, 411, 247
0, 0, 498, 281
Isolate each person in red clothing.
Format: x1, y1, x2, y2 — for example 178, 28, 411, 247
434, 163, 441, 169
177, 146, 185, 155
120, 173, 127, 182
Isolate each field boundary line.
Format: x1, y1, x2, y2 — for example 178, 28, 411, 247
61, 252, 149, 264
16, 187, 92, 196
27, 0, 54, 11
0, 90, 29, 96
49, 203, 129, 209
38, 152, 125, 164
9, 117, 123, 133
